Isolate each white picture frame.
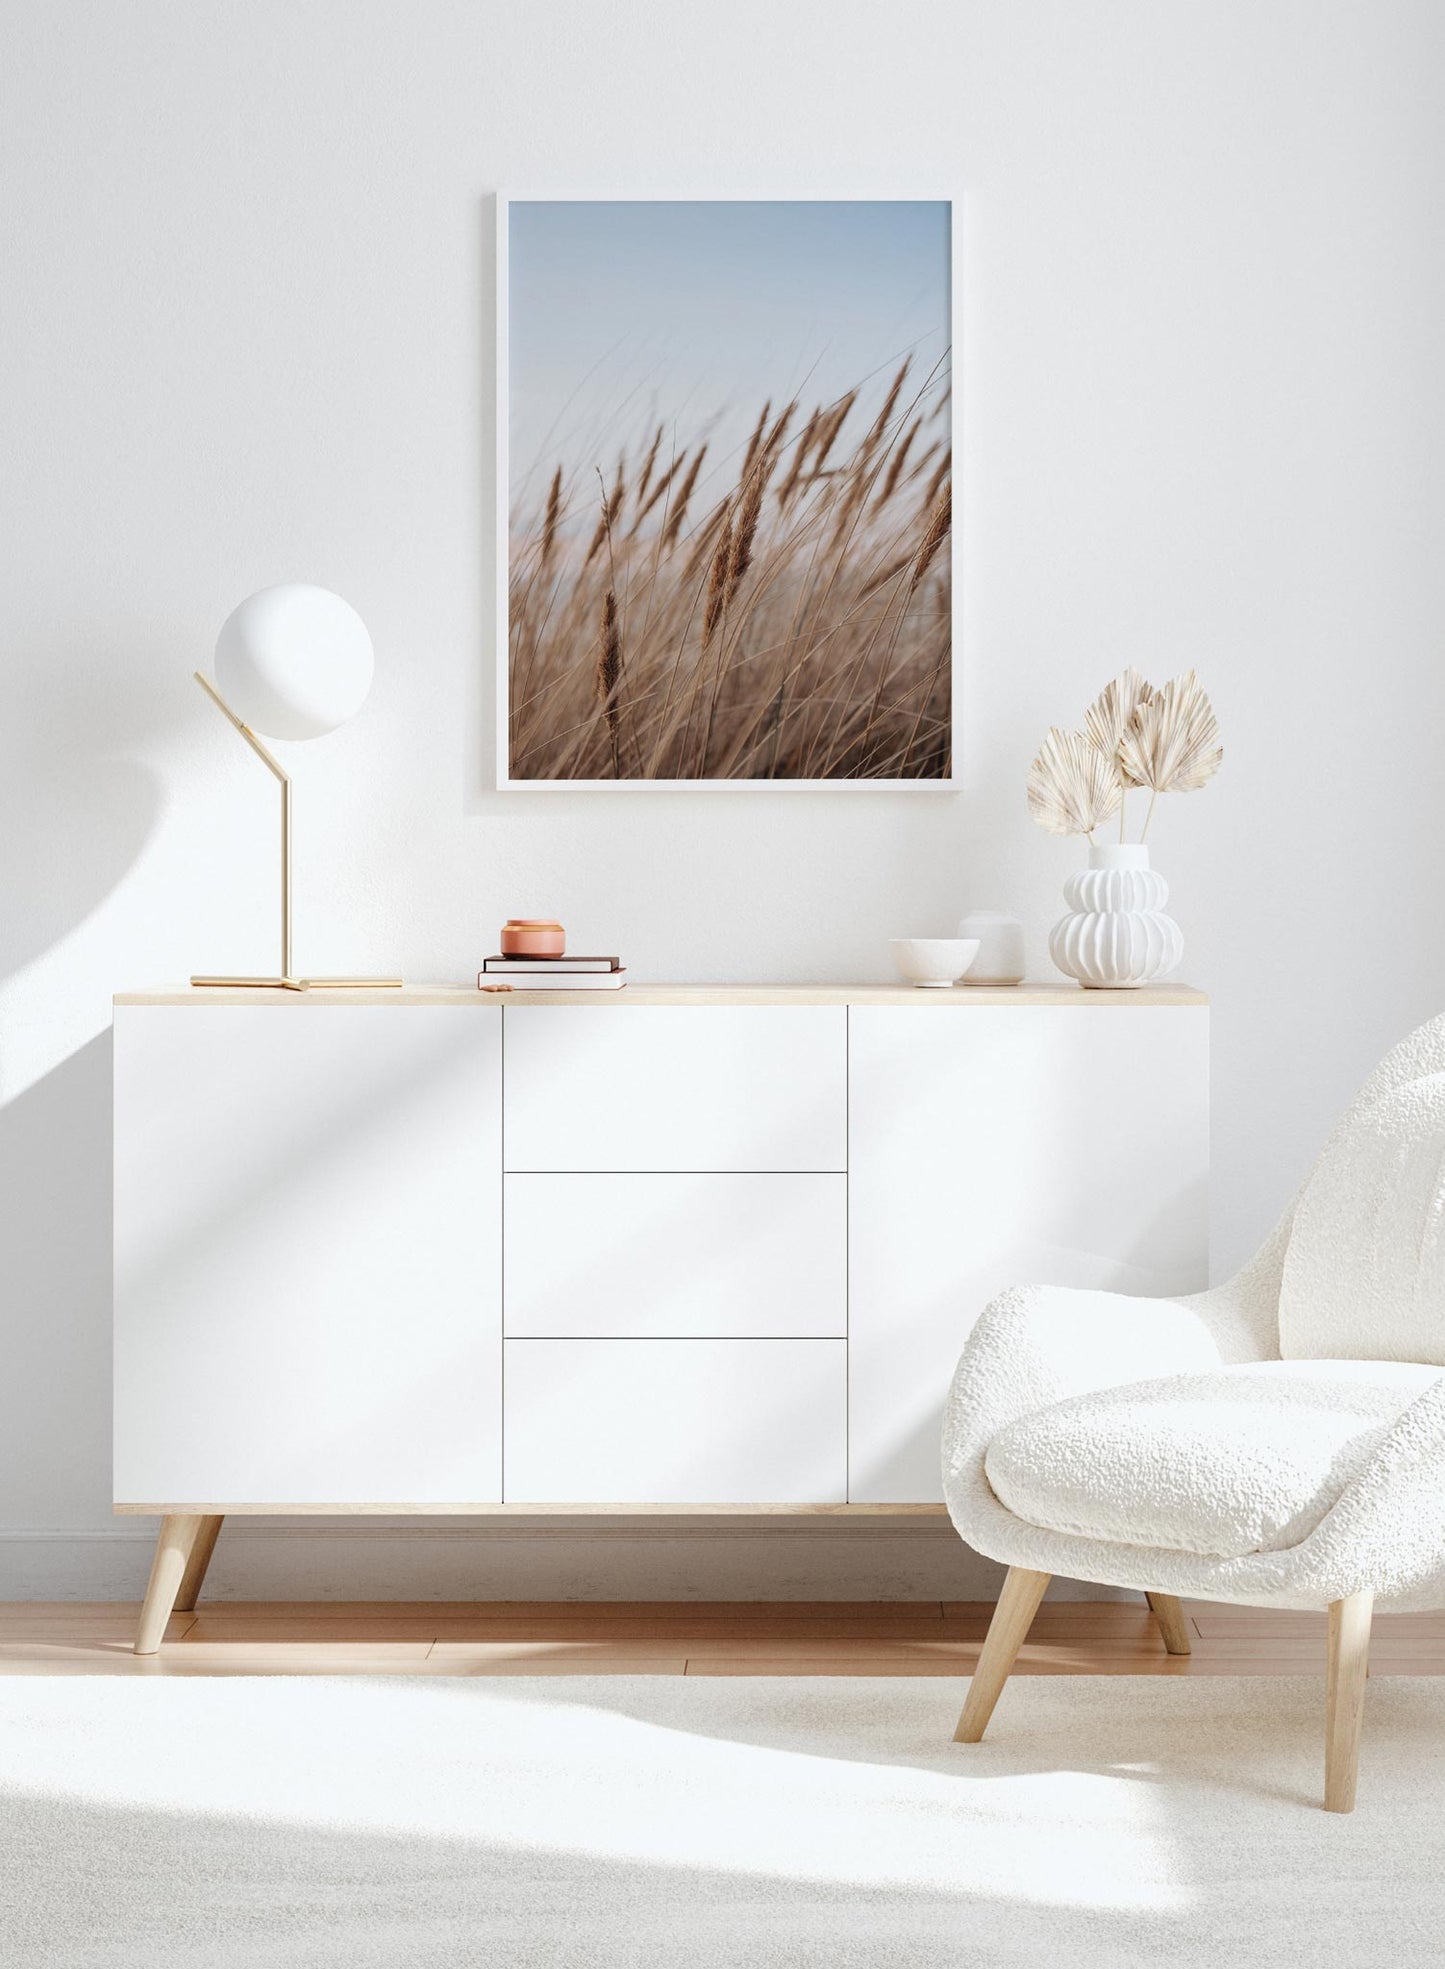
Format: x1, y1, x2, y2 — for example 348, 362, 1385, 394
496, 196, 958, 791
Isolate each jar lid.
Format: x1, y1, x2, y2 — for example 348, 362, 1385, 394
504, 919, 563, 929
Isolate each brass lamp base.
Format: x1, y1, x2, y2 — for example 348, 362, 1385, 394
190, 976, 404, 992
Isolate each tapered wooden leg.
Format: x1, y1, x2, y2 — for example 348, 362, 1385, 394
1325, 1589, 1373, 1813
134, 1514, 206, 1654
954, 1567, 1052, 1743
1146, 1591, 1192, 1655
173, 1515, 224, 1612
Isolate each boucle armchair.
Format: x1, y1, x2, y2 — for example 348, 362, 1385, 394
942, 1011, 1445, 1812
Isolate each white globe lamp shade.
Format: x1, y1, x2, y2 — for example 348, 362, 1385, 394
214, 584, 374, 740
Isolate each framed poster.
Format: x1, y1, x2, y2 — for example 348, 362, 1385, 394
497, 198, 954, 788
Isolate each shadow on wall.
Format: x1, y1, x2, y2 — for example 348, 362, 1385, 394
0, 634, 172, 982
0, 760, 161, 981
0, 1032, 113, 1524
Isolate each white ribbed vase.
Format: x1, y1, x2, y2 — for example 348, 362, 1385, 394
1049, 843, 1183, 989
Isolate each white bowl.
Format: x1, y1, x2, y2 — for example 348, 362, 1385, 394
889, 938, 980, 988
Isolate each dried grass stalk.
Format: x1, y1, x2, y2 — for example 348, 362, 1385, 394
809, 391, 856, 476
539, 466, 562, 570
635, 424, 663, 505
679, 496, 728, 583
630, 451, 682, 531
909, 484, 951, 592
584, 462, 625, 568
702, 511, 734, 648
740, 400, 771, 479
761, 677, 786, 777
729, 461, 769, 589
860, 550, 912, 598
1119, 668, 1223, 794
859, 359, 910, 466
1027, 727, 1122, 837
660, 445, 707, 550
762, 401, 795, 461
715, 433, 786, 627
777, 408, 821, 506
596, 587, 624, 777
875, 417, 921, 508
919, 451, 950, 510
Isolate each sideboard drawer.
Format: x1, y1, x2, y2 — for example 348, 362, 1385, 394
505, 1174, 846, 1337
503, 1006, 847, 1171
503, 1339, 847, 1501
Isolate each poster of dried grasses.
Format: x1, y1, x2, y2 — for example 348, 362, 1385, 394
497, 199, 954, 786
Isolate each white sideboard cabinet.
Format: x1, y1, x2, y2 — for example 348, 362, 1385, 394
113, 983, 1208, 1650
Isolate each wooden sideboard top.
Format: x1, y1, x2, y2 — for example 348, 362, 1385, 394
115, 982, 1208, 1007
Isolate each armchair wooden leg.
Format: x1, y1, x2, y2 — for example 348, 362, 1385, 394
173, 1515, 224, 1612
134, 1514, 207, 1655
954, 1567, 1051, 1743
1325, 1589, 1373, 1813
1145, 1591, 1192, 1655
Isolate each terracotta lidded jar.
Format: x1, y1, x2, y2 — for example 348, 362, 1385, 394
501, 918, 566, 958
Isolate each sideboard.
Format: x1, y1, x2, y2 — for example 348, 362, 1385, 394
113, 983, 1209, 1649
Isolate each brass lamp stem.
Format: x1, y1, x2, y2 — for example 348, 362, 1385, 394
189, 671, 401, 992
280, 773, 292, 979
193, 671, 295, 982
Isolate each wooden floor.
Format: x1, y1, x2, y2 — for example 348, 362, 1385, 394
6, 1599, 1445, 1675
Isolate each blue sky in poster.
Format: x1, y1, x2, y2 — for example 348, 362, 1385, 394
507, 199, 950, 515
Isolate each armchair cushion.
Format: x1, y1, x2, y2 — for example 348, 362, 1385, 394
983, 1359, 1441, 1559
1280, 1071, 1445, 1365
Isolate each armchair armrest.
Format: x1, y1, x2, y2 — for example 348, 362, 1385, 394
1283, 1374, 1445, 1609
942, 1248, 1284, 1505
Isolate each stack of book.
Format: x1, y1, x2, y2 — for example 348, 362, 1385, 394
477, 955, 627, 991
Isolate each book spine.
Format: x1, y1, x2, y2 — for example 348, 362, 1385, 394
480, 960, 619, 974
476, 970, 627, 990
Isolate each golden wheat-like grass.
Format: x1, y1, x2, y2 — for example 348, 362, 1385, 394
507, 360, 951, 780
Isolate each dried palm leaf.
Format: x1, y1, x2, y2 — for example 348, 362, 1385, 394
1119, 668, 1222, 794
1085, 668, 1155, 770
1027, 727, 1122, 837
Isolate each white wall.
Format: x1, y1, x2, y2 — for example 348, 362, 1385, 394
3, 0, 1442, 1598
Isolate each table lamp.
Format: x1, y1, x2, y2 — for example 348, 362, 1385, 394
190, 583, 402, 991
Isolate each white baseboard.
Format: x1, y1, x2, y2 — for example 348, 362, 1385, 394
0, 1525, 1134, 1603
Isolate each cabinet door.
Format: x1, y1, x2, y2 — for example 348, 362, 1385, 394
504, 1339, 847, 1502
503, 1007, 846, 1172
114, 1006, 501, 1505
505, 1174, 847, 1337
848, 1006, 1209, 1502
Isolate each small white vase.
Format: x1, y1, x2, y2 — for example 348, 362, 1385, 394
955, 910, 1026, 985
1049, 843, 1183, 989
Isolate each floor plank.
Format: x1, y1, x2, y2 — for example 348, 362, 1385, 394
1193, 1612, 1445, 1637
182, 1611, 954, 1644
683, 1656, 1202, 1676
427, 1640, 704, 1662
162, 1599, 944, 1623
3, 1599, 1444, 1678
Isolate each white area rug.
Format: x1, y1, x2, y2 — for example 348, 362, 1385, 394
3, 1675, 1444, 1966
